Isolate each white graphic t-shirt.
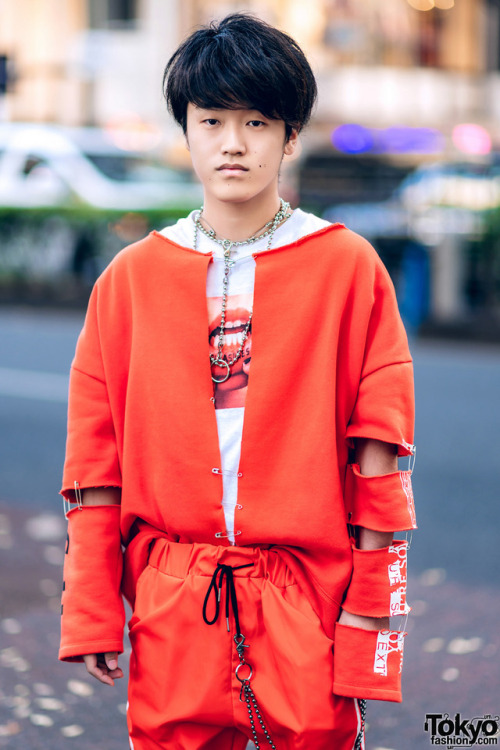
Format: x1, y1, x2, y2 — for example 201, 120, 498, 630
161, 209, 330, 542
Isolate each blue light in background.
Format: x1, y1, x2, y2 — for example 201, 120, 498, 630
331, 124, 374, 154
382, 126, 444, 154
331, 124, 444, 155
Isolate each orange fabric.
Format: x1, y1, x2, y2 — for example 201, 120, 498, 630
59, 505, 125, 661
333, 623, 406, 702
345, 464, 417, 532
62, 225, 414, 645
127, 539, 363, 750
342, 539, 409, 618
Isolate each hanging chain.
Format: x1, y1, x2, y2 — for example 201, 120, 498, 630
234, 632, 364, 749
234, 631, 364, 750
193, 199, 291, 384
210, 239, 253, 383
234, 634, 277, 749
353, 698, 367, 749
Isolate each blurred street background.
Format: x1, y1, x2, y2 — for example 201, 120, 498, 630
0, 0, 499, 748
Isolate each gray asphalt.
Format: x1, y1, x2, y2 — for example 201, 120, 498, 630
0, 307, 499, 749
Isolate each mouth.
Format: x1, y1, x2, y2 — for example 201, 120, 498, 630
217, 163, 249, 173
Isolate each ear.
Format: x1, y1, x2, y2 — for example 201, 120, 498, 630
184, 132, 190, 151
283, 128, 299, 157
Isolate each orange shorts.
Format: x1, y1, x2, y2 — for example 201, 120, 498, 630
127, 540, 364, 750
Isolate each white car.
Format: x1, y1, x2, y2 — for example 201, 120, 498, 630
323, 160, 497, 242
0, 123, 203, 211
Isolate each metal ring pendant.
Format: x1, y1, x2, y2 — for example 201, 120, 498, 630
211, 358, 230, 383
235, 661, 254, 683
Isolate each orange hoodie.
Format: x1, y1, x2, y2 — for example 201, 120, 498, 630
62, 224, 414, 640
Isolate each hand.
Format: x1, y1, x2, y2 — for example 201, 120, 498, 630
83, 652, 123, 686
338, 608, 390, 632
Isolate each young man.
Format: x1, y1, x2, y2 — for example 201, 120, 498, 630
59, 13, 416, 750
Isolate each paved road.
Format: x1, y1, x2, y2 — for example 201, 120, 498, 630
0, 307, 499, 749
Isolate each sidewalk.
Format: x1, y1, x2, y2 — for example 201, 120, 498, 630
1, 502, 499, 749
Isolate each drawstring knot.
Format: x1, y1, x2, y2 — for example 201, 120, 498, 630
202, 562, 254, 636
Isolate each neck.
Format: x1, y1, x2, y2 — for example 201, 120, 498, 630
201, 193, 283, 242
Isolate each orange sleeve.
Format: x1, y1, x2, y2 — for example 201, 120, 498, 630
59, 506, 125, 662
345, 255, 415, 457
61, 283, 122, 499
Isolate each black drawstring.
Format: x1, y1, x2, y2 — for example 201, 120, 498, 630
202, 560, 277, 749
202, 562, 254, 637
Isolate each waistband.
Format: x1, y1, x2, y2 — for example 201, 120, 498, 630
148, 539, 296, 589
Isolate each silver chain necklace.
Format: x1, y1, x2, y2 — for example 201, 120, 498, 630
193, 198, 291, 384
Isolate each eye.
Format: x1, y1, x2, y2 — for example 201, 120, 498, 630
248, 120, 266, 128
202, 118, 219, 126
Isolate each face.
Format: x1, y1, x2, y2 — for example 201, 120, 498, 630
185, 103, 298, 208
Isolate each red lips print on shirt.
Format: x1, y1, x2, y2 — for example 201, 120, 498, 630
208, 293, 252, 409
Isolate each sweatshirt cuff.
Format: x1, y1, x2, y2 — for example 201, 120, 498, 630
58, 638, 124, 663
333, 622, 406, 703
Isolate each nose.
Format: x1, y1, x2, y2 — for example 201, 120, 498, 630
221, 123, 246, 155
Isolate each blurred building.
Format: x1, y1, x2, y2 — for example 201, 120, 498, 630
1, 0, 499, 328
1, 0, 499, 152
0, 0, 179, 142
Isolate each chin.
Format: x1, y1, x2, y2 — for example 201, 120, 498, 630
216, 189, 269, 206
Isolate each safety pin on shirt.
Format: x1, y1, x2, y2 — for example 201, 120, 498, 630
401, 440, 417, 475
212, 467, 243, 478
63, 481, 83, 517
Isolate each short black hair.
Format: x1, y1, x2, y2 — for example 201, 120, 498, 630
163, 13, 317, 141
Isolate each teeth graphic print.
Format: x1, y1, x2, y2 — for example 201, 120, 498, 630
208, 293, 252, 409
